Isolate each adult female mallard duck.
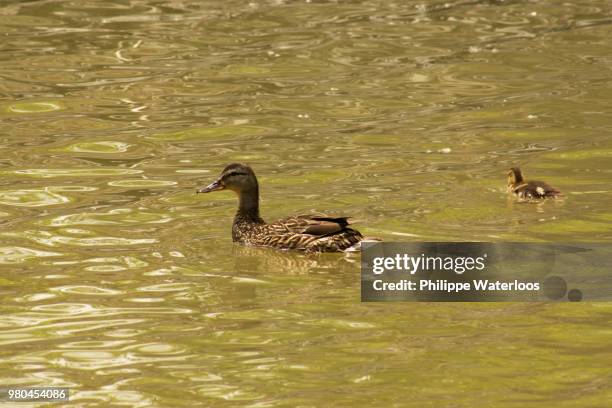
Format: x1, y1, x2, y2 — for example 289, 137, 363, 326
507, 167, 562, 200
197, 163, 366, 253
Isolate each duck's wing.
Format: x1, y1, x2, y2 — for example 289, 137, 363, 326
269, 215, 353, 236
516, 181, 562, 198
256, 215, 364, 252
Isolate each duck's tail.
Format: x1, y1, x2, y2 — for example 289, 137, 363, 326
344, 237, 383, 252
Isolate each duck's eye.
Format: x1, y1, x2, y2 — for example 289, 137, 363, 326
226, 171, 247, 178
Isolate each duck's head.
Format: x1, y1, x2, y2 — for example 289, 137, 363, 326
197, 163, 258, 194
507, 167, 524, 187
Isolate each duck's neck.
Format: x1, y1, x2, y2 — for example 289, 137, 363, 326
513, 170, 524, 184
235, 186, 264, 224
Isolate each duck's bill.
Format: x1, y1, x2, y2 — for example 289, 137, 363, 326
197, 180, 224, 193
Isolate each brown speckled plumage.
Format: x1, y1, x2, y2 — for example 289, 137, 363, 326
198, 164, 364, 253
507, 167, 562, 200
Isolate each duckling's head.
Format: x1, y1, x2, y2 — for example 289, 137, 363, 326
507, 167, 524, 187
197, 163, 258, 194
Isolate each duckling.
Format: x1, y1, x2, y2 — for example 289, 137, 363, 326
507, 167, 562, 200
197, 163, 365, 253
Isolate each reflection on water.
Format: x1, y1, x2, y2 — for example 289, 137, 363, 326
1, 0, 611, 406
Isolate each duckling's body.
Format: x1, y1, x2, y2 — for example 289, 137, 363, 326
507, 167, 562, 200
198, 164, 364, 253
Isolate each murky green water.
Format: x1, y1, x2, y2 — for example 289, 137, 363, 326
1, 1, 611, 406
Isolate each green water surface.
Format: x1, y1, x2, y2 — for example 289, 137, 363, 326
1, 0, 611, 406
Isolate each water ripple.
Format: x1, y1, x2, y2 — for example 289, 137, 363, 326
12, 169, 143, 178
0, 189, 70, 207
0, 246, 62, 264
3, 230, 157, 247
52, 285, 123, 296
